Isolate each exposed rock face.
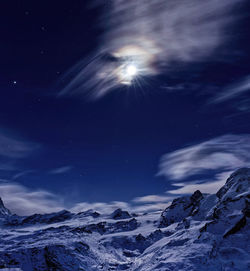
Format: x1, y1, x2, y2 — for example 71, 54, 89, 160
6, 210, 73, 226
0, 168, 249, 271
0, 197, 11, 216
159, 190, 203, 227
111, 208, 131, 220
216, 168, 250, 200
22, 210, 72, 225
201, 168, 250, 237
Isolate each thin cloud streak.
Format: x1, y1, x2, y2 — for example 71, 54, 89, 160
49, 166, 73, 175
12, 170, 35, 180
0, 163, 16, 171
0, 130, 39, 159
133, 194, 173, 204
210, 76, 250, 104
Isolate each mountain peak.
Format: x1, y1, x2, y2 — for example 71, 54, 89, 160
0, 169, 249, 270
216, 167, 250, 200
230, 167, 250, 177
111, 208, 131, 220
0, 197, 11, 216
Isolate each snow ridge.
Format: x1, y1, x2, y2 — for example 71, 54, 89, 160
0, 168, 249, 271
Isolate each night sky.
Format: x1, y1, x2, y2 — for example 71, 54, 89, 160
0, 0, 250, 215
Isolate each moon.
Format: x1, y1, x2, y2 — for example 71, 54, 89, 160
126, 65, 137, 76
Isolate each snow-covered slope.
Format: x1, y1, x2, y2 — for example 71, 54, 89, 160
0, 168, 249, 271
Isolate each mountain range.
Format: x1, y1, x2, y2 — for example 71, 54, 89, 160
0, 168, 249, 271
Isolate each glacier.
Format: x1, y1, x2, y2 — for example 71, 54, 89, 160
0, 168, 249, 271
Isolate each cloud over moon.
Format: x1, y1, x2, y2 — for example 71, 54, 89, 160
60, 0, 244, 99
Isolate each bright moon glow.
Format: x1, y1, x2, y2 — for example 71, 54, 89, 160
126, 65, 137, 76
112, 45, 157, 86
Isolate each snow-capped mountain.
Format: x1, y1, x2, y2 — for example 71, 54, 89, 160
0, 197, 11, 217
0, 168, 249, 271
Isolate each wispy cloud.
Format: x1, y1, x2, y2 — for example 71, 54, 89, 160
0, 180, 170, 216
210, 76, 250, 106
0, 130, 38, 159
49, 166, 73, 175
71, 199, 168, 214
12, 170, 35, 180
0, 181, 64, 216
0, 163, 16, 171
0, 129, 40, 184
60, 0, 243, 98
158, 134, 250, 194
158, 134, 250, 181
133, 194, 173, 204
70, 201, 130, 214
168, 171, 232, 195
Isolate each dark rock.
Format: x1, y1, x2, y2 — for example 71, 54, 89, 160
0, 197, 11, 216
20, 210, 73, 225
76, 210, 100, 218
111, 208, 131, 220
191, 190, 203, 203
216, 168, 250, 200
223, 216, 247, 238
136, 234, 146, 242
243, 199, 250, 217
159, 190, 203, 228
108, 218, 139, 233
85, 222, 107, 234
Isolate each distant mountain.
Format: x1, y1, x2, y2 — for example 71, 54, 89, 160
0, 168, 249, 271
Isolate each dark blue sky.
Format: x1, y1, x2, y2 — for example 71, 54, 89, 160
0, 0, 250, 213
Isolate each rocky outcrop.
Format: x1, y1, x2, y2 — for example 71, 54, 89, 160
159, 168, 250, 240
159, 190, 203, 227
0, 197, 11, 216
201, 168, 250, 237
0, 168, 249, 271
111, 208, 131, 220
72, 218, 139, 235
216, 168, 250, 200
7, 210, 73, 226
